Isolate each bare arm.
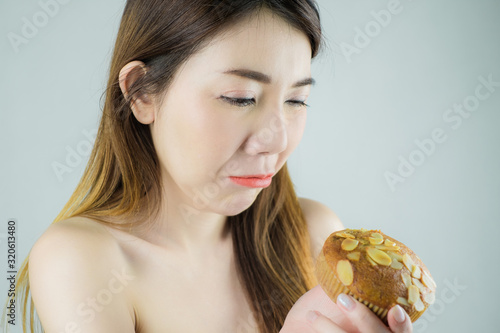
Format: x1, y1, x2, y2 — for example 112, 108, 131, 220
28, 218, 136, 333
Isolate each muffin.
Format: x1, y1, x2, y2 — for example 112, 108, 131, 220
315, 229, 436, 323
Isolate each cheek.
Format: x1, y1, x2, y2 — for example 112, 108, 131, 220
286, 110, 307, 152
292, 110, 307, 144
153, 98, 242, 182
277, 110, 307, 167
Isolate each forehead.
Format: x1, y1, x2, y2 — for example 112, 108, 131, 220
173, 10, 312, 84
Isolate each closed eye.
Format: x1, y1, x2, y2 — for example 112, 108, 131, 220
287, 100, 309, 108
220, 96, 255, 107
220, 96, 309, 108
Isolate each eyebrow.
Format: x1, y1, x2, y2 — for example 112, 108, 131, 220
222, 68, 315, 88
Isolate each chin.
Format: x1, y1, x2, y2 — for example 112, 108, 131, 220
218, 190, 261, 216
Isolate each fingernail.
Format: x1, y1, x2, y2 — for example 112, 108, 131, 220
306, 310, 320, 324
337, 293, 355, 311
393, 305, 406, 324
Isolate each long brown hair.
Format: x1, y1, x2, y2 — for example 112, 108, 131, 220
3, 1, 323, 332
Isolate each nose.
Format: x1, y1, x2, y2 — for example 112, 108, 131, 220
244, 108, 287, 155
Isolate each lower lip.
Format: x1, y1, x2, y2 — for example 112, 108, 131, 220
229, 176, 273, 188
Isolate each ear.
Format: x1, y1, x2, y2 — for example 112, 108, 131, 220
118, 61, 155, 125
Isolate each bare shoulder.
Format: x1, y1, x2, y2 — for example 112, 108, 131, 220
29, 217, 124, 273
298, 197, 345, 258
32, 216, 117, 248
29, 216, 136, 332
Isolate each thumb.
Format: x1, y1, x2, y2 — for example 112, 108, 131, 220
387, 305, 413, 333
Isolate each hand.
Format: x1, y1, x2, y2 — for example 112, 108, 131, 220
280, 285, 413, 333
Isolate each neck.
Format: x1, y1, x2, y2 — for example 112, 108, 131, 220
140, 185, 232, 256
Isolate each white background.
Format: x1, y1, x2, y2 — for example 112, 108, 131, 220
1, 0, 499, 332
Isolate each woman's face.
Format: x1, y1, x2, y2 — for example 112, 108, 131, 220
150, 11, 313, 218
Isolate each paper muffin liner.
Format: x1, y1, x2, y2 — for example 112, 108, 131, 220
315, 251, 390, 323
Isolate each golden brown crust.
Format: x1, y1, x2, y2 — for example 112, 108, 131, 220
315, 229, 436, 323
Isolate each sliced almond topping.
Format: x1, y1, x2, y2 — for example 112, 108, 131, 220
387, 251, 403, 262
366, 254, 378, 266
341, 238, 359, 251
359, 238, 369, 245
408, 285, 419, 305
366, 247, 392, 266
401, 273, 412, 289
369, 237, 384, 245
414, 297, 425, 312
412, 265, 422, 279
369, 233, 384, 245
412, 278, 426, 291
391, 260, 403, 270
402, 253, 415, 271
384, 239, 397, 247
346, 251, 361, 261
397, 297, 410, 306
421, 271, 437, 291
336, 232, 355, 239
424, 292, 436, 305
375, 245, 401, 251
336, 260, 354, 286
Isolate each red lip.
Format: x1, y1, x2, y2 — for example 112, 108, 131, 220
235, 174, 274, 179
229, 174, 274, 188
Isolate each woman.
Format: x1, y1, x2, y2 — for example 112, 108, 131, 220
6, 0, 413, 332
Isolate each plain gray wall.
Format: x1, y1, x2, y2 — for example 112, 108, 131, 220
1, 0, 499, 332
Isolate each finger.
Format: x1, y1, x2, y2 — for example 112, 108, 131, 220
307, 310, 346, 333
336, 294, 390, 332
387, 305, 413, 333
